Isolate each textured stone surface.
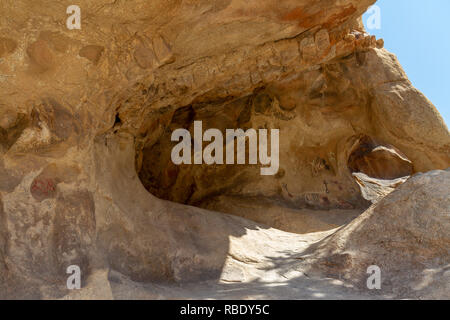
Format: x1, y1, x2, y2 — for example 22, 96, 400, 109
0, 0, 449, 299
307, 170, 450, 299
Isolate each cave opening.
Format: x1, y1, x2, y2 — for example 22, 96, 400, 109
132, 70, 415, 234
136, 96, 266, 207
133, 88, 382, 234
347, 135, 414, 203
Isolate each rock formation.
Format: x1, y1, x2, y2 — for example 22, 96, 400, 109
0, 0, 449, 299
308, 169, 450, 298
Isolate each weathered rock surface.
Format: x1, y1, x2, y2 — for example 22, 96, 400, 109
307, 170, 450, 299
0, 0, 449, 299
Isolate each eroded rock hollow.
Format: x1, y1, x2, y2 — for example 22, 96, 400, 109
0, 0, 449, 299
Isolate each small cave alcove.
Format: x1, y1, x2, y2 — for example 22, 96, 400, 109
347, 135, 414, 203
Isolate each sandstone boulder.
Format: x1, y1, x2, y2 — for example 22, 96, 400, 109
309, 170, 450, 298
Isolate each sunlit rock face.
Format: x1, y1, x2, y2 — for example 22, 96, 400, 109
307, 169, 450, 298
0, 0, 449, 299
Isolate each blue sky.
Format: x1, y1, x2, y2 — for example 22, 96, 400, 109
363, 0, 450, 127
